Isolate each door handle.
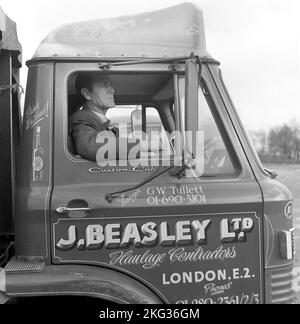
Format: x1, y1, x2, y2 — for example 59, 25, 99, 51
56, 207, 91, 215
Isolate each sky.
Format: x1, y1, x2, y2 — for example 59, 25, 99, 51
1, 0, 299, 132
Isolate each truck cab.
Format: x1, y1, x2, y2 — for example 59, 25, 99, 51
0, 3, 296, 304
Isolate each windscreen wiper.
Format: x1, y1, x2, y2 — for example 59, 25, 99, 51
105, 163, 185, 203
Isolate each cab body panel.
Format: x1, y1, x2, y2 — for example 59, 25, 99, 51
49, 61, 265, 304
2, 3, 295, 304
208, 64, 295, 303
14, 62, 53, 261
11, 58, 295, 304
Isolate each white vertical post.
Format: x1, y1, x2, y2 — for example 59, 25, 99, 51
0, 268, 6, 292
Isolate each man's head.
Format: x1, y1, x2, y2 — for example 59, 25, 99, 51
76, 74, 115, 113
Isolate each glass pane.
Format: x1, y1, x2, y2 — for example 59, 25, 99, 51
198, 86, 236, 176
146, 107, 173, 158
106, 105, 174, 161
107, 105, 139, 137
178, 76, 237, 177
67, 72, 175, 165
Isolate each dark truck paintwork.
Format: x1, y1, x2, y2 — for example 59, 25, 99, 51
0, 8, 22, 236
0, 3, 296, 304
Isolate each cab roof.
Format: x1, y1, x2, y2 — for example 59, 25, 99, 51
33, 2, 211, 60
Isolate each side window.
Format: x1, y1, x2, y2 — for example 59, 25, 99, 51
106, 106, 138, 135
106, 105, 173, 157
67, 72, 175, 165
146, 107, 173, 158
198, 84, 237, 177
146, 108, 164, 134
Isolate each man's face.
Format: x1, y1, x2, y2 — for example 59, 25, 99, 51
88, 78, 115, 112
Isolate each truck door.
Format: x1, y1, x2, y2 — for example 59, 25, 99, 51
50, 62, 264, 304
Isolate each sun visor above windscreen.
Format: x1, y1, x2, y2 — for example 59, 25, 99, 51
34, 2, 211, 59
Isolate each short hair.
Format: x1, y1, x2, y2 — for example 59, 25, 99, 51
75, 73, 111, 96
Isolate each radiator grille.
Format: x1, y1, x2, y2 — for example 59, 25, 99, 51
271, 264, 296, 304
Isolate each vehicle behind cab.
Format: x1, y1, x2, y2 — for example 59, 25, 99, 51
0, 3, 296, 304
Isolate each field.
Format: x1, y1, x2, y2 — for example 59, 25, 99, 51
264, 163, 300, 300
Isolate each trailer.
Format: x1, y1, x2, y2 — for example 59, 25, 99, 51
0, 6, 22, 246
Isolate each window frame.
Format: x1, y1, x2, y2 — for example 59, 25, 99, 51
177, 73, 243, 179
66, 70, 181, 165
200, 78, 242, 178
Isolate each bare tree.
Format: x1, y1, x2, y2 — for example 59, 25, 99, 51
268, 124, 300, 159
249, 130, 268, 154
292, 126, 300, 159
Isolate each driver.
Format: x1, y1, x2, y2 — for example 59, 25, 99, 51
69, 74, 124, 162
69, 74, 164, 162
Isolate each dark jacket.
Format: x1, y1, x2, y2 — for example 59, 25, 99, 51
69, 108, 113, 162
